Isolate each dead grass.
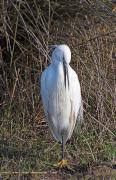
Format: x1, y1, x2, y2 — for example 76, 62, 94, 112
0, 0, 116, 179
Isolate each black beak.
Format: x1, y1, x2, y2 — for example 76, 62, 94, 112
63, 60, 69, 89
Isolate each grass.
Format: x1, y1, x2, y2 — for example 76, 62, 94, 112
0, 0, 116, 179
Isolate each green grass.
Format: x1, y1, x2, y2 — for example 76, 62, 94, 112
0, 122, 116, 178
0, 120, 115, 171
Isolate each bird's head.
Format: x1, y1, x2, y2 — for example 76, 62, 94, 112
51, 44, 71, 64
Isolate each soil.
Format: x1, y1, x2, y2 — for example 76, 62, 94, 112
39, 164, 116, 179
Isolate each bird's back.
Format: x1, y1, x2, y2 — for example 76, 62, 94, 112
41, 63, 82, 143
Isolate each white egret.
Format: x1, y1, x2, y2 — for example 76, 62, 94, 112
40, 44, 83, 167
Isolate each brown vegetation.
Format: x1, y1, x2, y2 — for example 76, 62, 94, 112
0, 0, 116, 179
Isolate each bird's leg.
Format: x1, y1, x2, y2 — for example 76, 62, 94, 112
57, 136, 68, 168
62, 135, 64, 160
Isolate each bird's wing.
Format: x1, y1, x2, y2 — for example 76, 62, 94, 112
40, 65, 57, 121
70, 67, 83, 120
40, 68, 49, 117
67, 67, 83, 139
40, 65, 61, 141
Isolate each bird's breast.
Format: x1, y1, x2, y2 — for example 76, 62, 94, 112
49, 64, 71, 131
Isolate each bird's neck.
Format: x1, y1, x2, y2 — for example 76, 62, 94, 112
52, 61, 69, 67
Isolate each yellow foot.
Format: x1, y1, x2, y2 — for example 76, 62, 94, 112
55, 159, 68, 168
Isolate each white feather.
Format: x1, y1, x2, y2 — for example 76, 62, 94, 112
40, 44, 83, 143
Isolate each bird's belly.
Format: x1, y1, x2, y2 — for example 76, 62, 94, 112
48, 88, 71, 142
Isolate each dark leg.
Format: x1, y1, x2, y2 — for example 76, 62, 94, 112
56, 136, 67, 168
61, 136, 64, 160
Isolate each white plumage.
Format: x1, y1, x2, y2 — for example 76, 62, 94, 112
40, 44, 83, 161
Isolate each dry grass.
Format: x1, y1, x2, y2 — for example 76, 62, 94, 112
0, 0, 116, 179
